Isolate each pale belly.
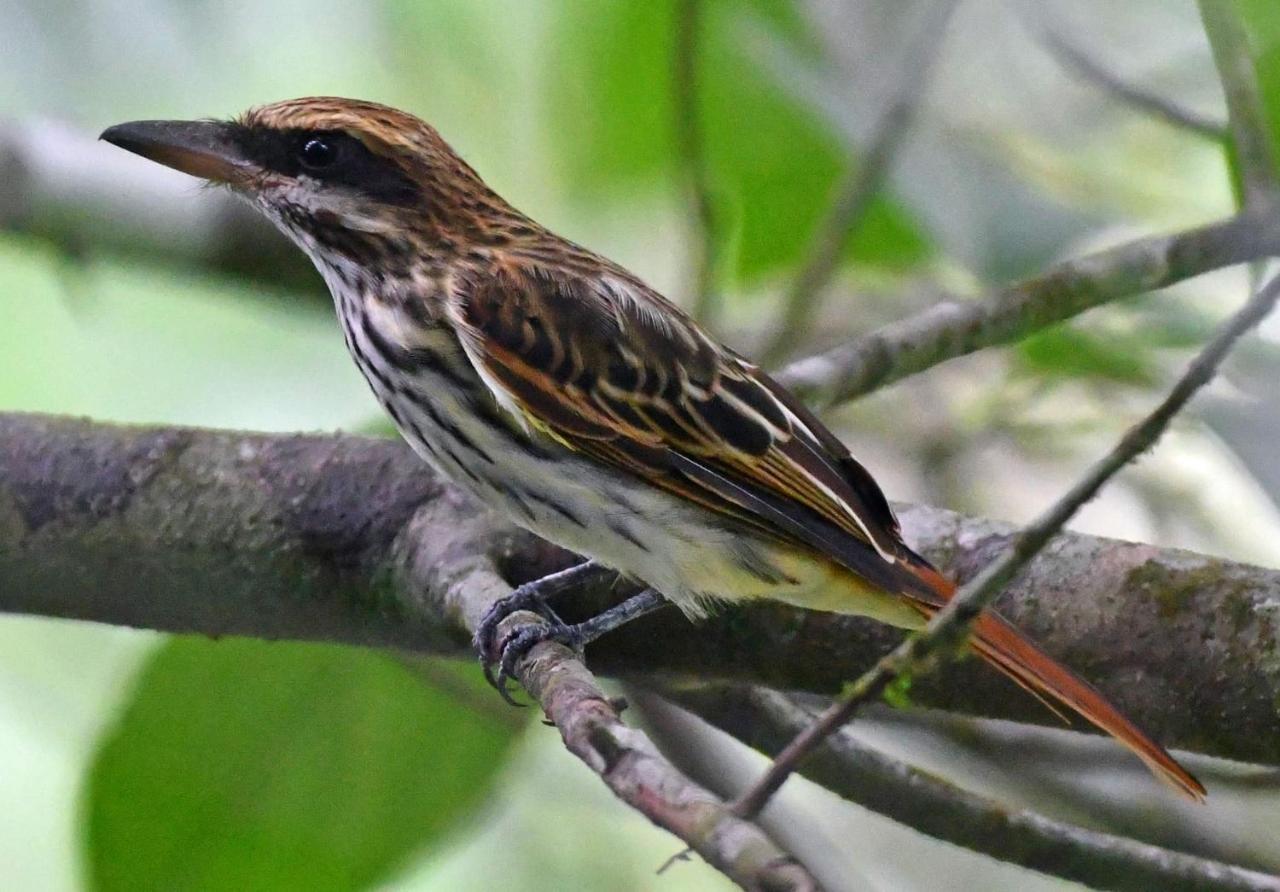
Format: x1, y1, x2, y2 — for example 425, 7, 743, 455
390, 389, 918, 628
390, 378, 917, 627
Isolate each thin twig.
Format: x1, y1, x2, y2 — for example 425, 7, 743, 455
761, 0, 960, 364
734, 271, 1280, 819
669, 685, 1280, 892
673, 0, 720, 324
1198, 0, 1280, 207
504, 618, 819, 891
631, 688, 877, 892
403, 524, 820, 891
1041, 28, 1226, 140
401, 511, 819, 890
776, 210, 1280, 408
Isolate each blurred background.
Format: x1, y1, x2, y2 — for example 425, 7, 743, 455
2, 0, 1279, 889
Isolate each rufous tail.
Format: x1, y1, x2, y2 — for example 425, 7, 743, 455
907, 564, 1206, 801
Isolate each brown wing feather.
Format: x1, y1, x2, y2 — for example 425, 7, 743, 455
448, 259, 918, 585
449, 258, 1206, 800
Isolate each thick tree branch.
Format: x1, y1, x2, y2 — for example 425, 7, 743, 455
776, 211, 1280, 406
0, 414, 811, 890
665, 686, 1280, 892
2, 412, 1278, 767
762, 0, 959, 364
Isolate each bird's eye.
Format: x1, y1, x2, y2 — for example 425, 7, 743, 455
298, 137, 337, 170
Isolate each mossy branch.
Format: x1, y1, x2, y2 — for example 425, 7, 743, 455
2, 412, 1277, 768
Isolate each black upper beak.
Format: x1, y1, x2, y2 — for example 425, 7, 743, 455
100, 119, 255, 184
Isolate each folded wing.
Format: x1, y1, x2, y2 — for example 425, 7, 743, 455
447, 260, 926, 598
446, 257, 1205, 800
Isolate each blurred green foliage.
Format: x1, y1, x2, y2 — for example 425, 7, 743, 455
548, 0, 928, 283
2, 0, 1280, 889
85, 640, 517, 892
1017, 325, 1157, 386
1239, 0, 1280, 171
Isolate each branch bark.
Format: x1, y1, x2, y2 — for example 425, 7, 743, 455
0, 413, 813, 889
776, 211, 1280, 406
2, 412, 1278, 767
664, 686, 1280, 892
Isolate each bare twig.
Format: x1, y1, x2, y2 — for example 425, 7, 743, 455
1041, 28, 1226, 140
401, 508, 819, 891
500, 621, 818, 890
734, 271, 1280, 818
631, 688, 876, 892
761, 0, 960, 364
670, 685, 1280, 892
1199, 0, 1280, 207
776, 211, 1280, 407
673, 0, 721, 324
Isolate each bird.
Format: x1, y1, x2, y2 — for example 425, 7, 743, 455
100, 97, 1205, 800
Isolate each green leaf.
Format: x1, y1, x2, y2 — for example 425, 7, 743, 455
84, 638, 519, 892
546, 0, 929, 284
882, 674, 914, 710
1016, 325, 1156, 385
1233, 0, 1280, 181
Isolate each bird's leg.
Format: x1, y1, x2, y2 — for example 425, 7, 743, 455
494, 587, 668, 702
475, 560, 616, 695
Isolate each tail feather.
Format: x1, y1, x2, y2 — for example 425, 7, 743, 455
907, 565, 1206, 801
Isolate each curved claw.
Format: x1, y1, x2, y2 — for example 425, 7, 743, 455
473, 561, 609, 703
474, 585, 553, 701
495, 622, 584, 695
480, 648, 528, 707
474, 586, 541, 666
491, 664, 529, 708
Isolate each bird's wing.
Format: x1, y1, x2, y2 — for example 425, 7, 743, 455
446, 258, 1208, 801
446, 260, 936, 600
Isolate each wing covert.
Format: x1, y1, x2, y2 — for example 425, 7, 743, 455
447, 259, 915, 586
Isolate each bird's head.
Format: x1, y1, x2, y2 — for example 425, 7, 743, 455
101, 97, 515, 276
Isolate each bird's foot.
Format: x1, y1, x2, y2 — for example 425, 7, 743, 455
480, 586, 669, 706
491, 618, 590, 703
474, 560, 611, 704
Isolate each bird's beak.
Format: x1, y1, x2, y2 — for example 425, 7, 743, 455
99, 119, 255, 185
